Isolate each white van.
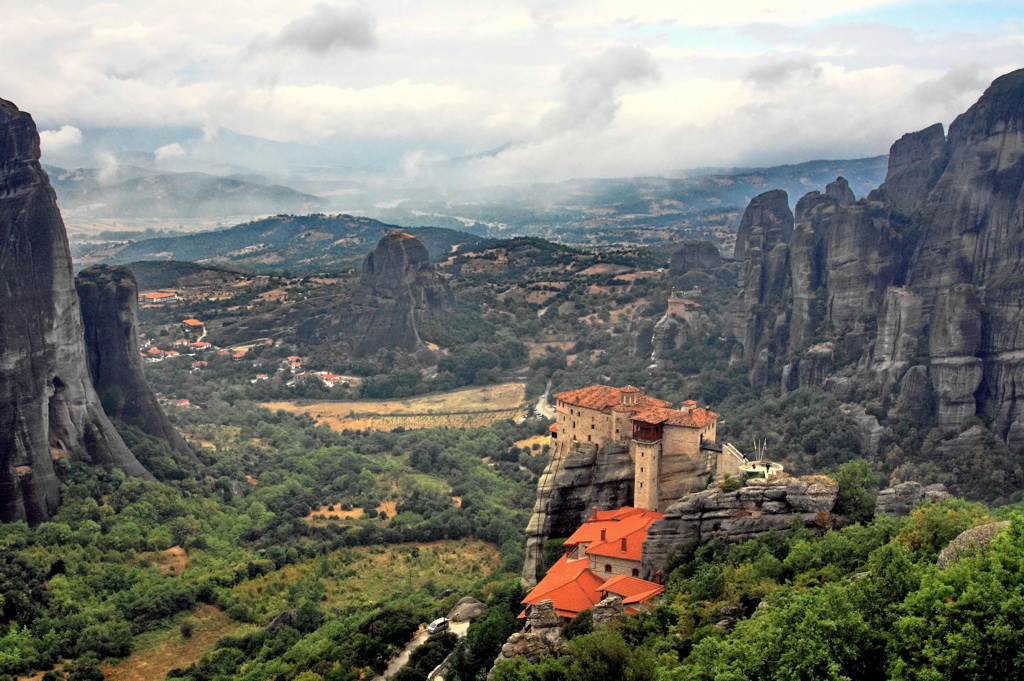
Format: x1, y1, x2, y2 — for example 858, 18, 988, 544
426, 617, 450, 635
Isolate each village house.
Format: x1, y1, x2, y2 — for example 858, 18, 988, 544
521, 507, 665, 621
181, 318, 205, 336
552, 384, 739, 512
138, 290, 179, 305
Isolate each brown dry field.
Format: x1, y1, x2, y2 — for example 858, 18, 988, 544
305, 501, 399, 524
526, 341, 575, 359
514, 434, 552, 452
100, 605, 257, 681
578, 263, 631, 276
262, 382, 526, 432
613, 271, 659, 282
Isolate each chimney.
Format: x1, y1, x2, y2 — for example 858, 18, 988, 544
621, 537, 627, 552
600, 529, 606, 541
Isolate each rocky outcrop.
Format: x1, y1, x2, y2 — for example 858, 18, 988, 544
592, 595, 625, 625
641, 475, 838, 576
0, 99, 153, 524
491, 600, 565, 673
825, 176, 856, 205
297, 233, 455, 356
448, 596, 489, 622
670, 241, 722, 275
873, 123, 949, 213
937, 521, 1010, 569
521, 442, 634, 587
723, 69, 1024, 479
732, 189, 793, 260
76, 265, 199, 465
874, 481, 950, 516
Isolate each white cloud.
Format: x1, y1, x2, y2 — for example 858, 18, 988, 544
0, 0, 1019, 182
250, 2, 378, 56
155, 142, 186, 163
39, 125, 83, 154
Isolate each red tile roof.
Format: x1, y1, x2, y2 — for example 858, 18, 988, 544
522, 555, 606, 618
554, 385, 670, 413
599, 574, 666, 603
566, 506, 664, 563
182, 319, 204, 326
632, 405, 719, 429
522, 506, 666, 619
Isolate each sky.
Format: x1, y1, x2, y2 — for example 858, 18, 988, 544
1, 0, 1021, 184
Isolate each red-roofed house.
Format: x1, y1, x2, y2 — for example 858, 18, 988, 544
553, 385, 721, 511
522, 506, 665, 621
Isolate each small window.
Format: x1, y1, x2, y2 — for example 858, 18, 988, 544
632, 568, 640, 577
591, 424, 595, 429
588, 435, 592, 442
605, 564, 612, 573
640, 467, 644, 473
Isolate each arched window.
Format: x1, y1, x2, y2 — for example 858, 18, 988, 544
605, 564, 612, 573
632, 568, 640, 577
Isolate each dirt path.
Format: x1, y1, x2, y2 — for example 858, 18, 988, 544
375, 621, 470, 680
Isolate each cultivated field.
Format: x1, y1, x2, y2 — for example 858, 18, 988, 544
262, 382, 527, 432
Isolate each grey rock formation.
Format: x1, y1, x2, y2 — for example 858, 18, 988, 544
723, 69, 1024, 476
863, 287, 925, 394
642, 475, 838, 576
797, 344, 834, 390
874, 123, 949, 213
448, 596, 489, 622
592, 595, 625, 625
76, 265, 199, 465
298, 233, 455, 356
937, 521, 1010, 569
733, 189, 793, 260
521, 442, 634, 587
490, 600, 565, 676
670, 241, 722, 276
0, 99, 153, 524
874, 481, 950, 516
825, 176, 856, 205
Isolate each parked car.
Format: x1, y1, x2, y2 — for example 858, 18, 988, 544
426, 617, 450, 635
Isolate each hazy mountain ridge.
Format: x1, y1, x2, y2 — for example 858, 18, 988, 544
86, 214, 483, 274
47, 164, 326, 218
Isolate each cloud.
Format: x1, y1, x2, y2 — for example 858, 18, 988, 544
912, 63, 987, 104
745, 55, 822, 87
38, 125, 83, 153
155, 142, 186, 163
255, 2, 378, 56
540, 45, 659, 136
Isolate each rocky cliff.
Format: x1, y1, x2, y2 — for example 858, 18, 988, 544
0, 99, 153, 524
641, 475, 839, 577
296, 233, 455, 356
521, 442, 635, 587
76, 265, 199, 465
725, 69, 1024, 476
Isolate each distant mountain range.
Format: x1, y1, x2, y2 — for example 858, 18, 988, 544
77, 214, 482, 275
47, 164, 325, 219
365, 156, 890, 247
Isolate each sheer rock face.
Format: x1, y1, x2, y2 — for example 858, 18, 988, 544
874, 123, 949, 213
641, 476, 838, 576
299, 233, 455, 356
520, 442, 634, 588
0, 100, 152, 524
733, 189, 793, 260
76, 265, 199, 465
726, 69, 1024, 449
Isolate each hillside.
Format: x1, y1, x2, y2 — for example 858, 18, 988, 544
48, 165, 326, 218
81, 214, 483, 274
